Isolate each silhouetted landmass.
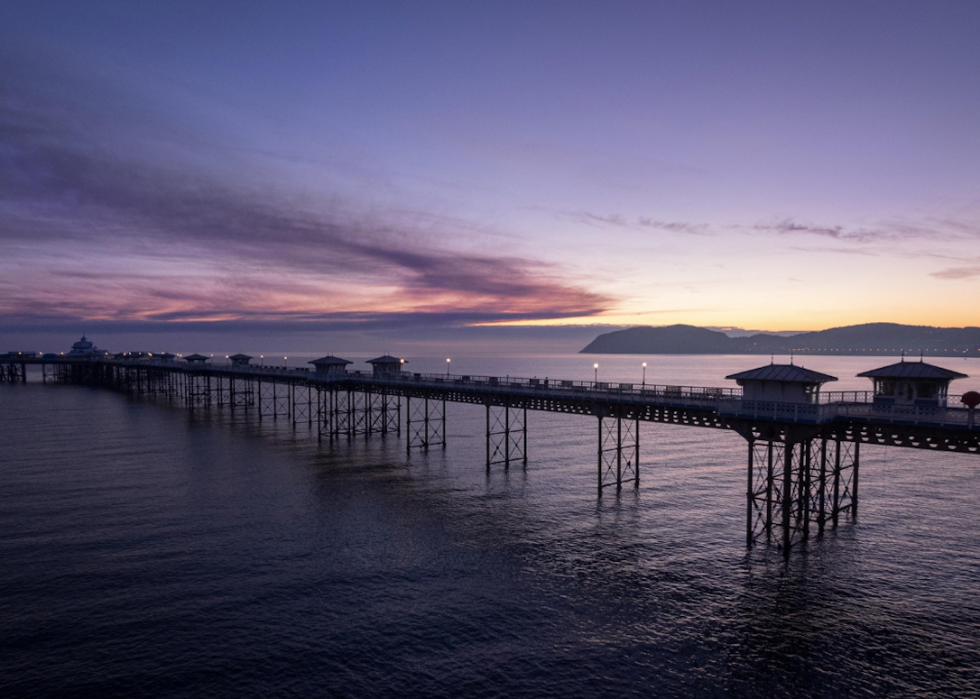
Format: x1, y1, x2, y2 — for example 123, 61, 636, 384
580, 323, 980, 357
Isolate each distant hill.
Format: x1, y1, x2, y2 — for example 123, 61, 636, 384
580, 323, 980, 357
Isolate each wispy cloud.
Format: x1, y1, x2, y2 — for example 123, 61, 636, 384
787, 245, 879, 257
0, 50, 612, 328
753, 219, 887, 243
754, 217, 976, 244
555, 210, 710, 234
930, 266, 980, 280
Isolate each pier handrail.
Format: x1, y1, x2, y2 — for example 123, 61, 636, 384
8, 355, 975, 430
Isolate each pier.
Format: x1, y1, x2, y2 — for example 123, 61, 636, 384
3, 348, 978, 554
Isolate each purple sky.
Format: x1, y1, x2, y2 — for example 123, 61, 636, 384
2, 1, 979, 354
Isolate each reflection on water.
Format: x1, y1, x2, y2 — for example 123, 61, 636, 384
1, 355, 978, 697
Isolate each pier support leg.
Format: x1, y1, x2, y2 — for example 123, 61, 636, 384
486, 402, 527, 469
745, 434, 858, 551
852, 442, 860, 519
782, 441, 793, 552
406, 394, 445, 452
745, 439, 780, 547
746, 439, 754, 547
597, 413, 639, 491
818, 439, 828, 533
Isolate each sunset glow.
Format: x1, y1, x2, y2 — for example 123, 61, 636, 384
2, 2, 979, 352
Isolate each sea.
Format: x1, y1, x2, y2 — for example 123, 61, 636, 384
1, 354, 979, 698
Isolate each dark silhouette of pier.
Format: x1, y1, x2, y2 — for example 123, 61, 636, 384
3, 350, 977, 554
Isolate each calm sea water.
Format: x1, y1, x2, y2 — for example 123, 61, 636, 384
1, 355, 979, 698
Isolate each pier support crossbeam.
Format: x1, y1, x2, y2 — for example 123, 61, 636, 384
0, 363, 27, 383
598, 414, 639, 491
368, 391, 400, 435
486, 403, 527, 468
291, 384, 314, 428
406, 395, 445, 452
315, 387, 332, 440
230, 377, 255, 413
185, 373, 212, 410
257, 379, 290, 421
332, 390, 398, 437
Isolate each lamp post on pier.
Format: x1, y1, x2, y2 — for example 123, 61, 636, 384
642, 362, 647, 387
446, 358, 451, 376
594, 363, 599, 384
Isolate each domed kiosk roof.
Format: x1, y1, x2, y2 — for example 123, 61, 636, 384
367, 355, 406, 365
857, 361, 967, 381
309, 355, 352, 366
726, 364, 838, 384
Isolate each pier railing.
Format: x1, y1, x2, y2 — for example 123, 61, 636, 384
327, 370, 742, 404
716, 398, 975, 428
14, 357, 976, 429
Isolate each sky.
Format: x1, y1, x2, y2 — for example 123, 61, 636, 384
2, 1, 979, 355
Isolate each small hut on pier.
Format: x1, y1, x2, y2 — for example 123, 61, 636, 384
228, 353, 253, 367
726, 363, 837, 404
309, 355, 352, 375
68, 336, 108, 358
184, 354, 209, 366
857, 359, 967, 407
367, 355, 406, 376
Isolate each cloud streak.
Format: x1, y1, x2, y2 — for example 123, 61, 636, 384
0, 50, 612, 328
555, 210, 711, 235
930, 266, 980, 280
753, 218, 977, 244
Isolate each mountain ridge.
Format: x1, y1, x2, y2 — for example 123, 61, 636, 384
580, 323, 980, 357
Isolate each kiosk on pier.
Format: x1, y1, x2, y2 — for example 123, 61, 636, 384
857, 359, 967, 407
367, 355, 406, 376
309, 355, 352, 376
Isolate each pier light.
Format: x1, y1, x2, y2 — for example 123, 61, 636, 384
594, 363, 599, 383
642, 362, 647, 387
447, 358, 451, 376
284, 356, 288, 368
